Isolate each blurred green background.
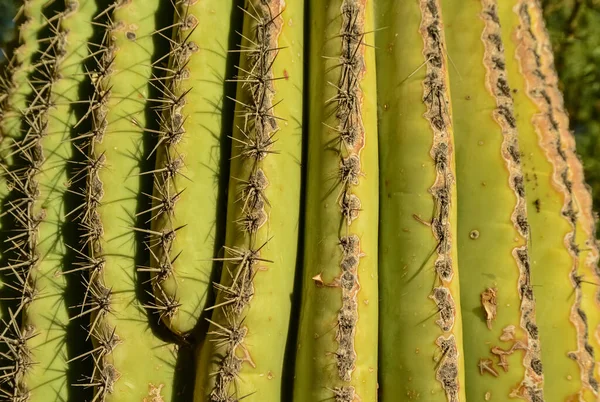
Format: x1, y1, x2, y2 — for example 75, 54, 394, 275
0, 0, 599, 232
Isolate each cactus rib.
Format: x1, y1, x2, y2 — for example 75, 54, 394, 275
441, 0, 544, 399
75, 1, 176, 400
376, 0, 466, 400
0, 1, 97, 400
142, 0, 235, 336
294, 0, 379, 400
195, 0, 304, 400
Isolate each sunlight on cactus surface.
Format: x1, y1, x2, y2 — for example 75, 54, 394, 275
0, 1, 598, 402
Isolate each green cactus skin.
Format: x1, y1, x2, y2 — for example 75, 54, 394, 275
76, 1, 176, 400
143, 0, 236, 336
194, 0, 304, 400
0, 0, 599, 400
497, 0, 600, 400
376, 0, 466, 401
441, 0, 544, 400
293, 1, 379, 401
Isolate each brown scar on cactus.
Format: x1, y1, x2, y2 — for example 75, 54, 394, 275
479, 358, 499, 377
481, 287, 497, 330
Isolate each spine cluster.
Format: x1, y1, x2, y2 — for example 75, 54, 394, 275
514, 0, 598, 395
207, 1, 282, 401
480, 1, 543, 400
419, 0, 459, 400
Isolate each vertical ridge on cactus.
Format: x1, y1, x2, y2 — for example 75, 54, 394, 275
142, 0, 236, 337
498, 0, 600, 400
0, 0, 599, 401
194, 0, 303, 400
0, 0, 97, 400
376, 1, 465, 400
76, 1, 176, 400
293, 1, 379, 401
442, 0, 543, 400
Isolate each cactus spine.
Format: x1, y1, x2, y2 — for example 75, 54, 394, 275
294, 1, 379, 401
143, 0, 236, 336
194, 0, 304, 400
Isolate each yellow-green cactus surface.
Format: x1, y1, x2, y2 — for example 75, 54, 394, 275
0, 0, 596, 401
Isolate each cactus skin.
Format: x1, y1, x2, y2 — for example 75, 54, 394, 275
498, 0, 600, 399
144, 0, 235, 336
194, 0, 304, 400
77, 1, 176, 400
376, 0, 466, 401
441, 0, 544, 400
293, 1, 379, 401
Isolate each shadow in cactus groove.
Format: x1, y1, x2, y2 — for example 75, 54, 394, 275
280, 0, 310, 398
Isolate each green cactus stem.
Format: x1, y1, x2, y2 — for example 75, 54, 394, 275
376, 0, 465, 400
293, 1, 379, 401
442, 0, 543, 400
142, 0, 236, 336
74, 1, 177, 400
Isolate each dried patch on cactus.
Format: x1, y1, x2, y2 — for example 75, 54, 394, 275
480, 1, 544, 398
480, 287, 497, 330
419, 0, 460, 399
144, 383, 165, 402
435, 335, 460, 401
514, 0, 598, 394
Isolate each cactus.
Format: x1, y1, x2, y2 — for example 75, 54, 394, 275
0, 0, 598, 402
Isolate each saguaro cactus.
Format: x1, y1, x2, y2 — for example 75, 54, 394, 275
0, 0, 598, 401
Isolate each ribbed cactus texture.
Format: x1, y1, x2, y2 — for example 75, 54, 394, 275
0, 0, 597, 401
